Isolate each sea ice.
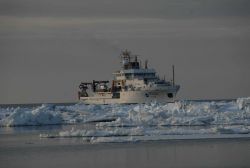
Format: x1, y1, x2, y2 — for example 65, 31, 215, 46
1, 97, 250, 142
0, 104, 62, 126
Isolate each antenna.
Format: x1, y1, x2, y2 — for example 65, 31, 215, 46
172, 65, 175, 85
145, 60, 148, 69
135, 55, 137, 62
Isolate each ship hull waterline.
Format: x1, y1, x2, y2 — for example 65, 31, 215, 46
79, 90, 177, 104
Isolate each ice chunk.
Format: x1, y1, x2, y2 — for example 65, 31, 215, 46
1, 97, 250, 128
40, 126, 145, 138
91, 136, 139, 143
215, 125, 250, 134
237, 97, 250, 110
0, 104, 62, 126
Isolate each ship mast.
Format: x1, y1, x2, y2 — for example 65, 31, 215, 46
120, 50, 139, 70
121, 50, 131, 69
172, 65, 175, 85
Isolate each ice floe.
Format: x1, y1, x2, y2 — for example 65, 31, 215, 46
39, 125, 250, 143
1, 97, 250, 142
0, 97, 250, 127
0, 104, 62, 126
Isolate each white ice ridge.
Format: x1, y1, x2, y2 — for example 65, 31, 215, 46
40, 125, 250, 138
40, 125, 250, 143
0, 97, 250, 127
0, 104, 62, 126
40, 127, 145, 138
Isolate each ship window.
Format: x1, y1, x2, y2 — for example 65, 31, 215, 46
168, 93, 173, 98
125, 74, 132, 79
112, 92, 120, 98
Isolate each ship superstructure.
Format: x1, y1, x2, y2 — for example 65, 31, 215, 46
78, 50, 180, 104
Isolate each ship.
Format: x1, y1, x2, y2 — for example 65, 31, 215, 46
78, 50, 180, 104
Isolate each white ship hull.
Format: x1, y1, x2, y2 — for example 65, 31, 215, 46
80, 89, 177, 104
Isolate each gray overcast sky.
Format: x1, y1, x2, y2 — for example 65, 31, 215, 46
0, 0, 250, 104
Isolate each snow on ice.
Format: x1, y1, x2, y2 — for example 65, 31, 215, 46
1, 97, 250, 142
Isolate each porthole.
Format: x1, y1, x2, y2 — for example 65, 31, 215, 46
167, 93, 173, 98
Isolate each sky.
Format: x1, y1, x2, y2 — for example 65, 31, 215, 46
0, 0, 250, 104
